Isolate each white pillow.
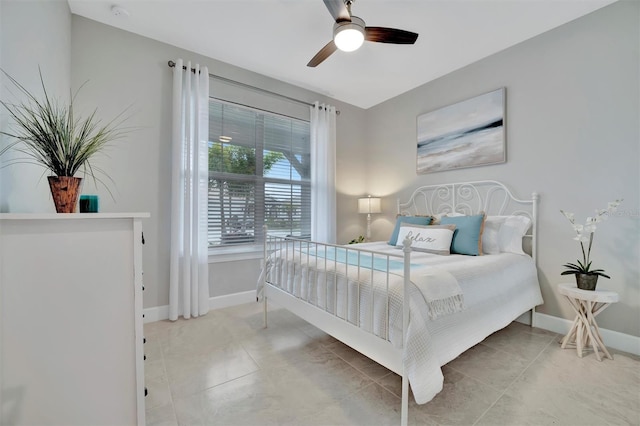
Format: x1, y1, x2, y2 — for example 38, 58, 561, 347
497, 215, 531, 255
395, 224, 456, 255
482, 216, 508, 255
431, 211, 465, 225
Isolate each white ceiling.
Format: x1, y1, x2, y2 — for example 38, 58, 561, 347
67, 0, 616, 109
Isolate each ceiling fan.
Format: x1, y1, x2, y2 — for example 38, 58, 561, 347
307, 0, 419, 67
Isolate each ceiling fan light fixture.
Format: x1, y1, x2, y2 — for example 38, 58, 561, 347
333, 17, 365, 52
308, 2, 418, 67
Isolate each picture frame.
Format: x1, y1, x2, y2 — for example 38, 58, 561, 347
417, 88, 506, 174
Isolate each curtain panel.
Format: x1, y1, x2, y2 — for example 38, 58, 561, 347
310, 102, 337, 243
169, 59, 210, 320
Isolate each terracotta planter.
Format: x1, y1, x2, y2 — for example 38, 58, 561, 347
48, 176, 82, 213
575, 273, 598, 291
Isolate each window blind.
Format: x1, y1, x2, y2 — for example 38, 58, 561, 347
208, 100, 311, 248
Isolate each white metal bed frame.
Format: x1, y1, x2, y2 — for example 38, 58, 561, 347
261, 180, 538, 426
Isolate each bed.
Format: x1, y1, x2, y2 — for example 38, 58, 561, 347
258, 180, 543, 425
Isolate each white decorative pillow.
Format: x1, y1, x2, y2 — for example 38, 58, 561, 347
395, 224, 456, 255
482, 216, 508, 255
431, 211, 463, 225
497, 215, 531, 255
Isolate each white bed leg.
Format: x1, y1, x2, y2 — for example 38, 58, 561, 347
263, 296, 268, 328
531, 306, 537, 328
401, 238, 411, 426
263, 224, 268, 329
401, 374, 409, 426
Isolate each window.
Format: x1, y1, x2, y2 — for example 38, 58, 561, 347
208, 100, 311, 249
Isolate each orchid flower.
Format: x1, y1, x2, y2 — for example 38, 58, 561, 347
560, 199, 623, 279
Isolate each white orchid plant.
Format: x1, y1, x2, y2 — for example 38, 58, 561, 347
560, 199, 623, 279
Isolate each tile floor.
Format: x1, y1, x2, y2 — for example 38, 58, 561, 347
144, 302, 640, 426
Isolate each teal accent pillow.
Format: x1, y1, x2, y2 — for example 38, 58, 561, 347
440, 213, 486, 255
388, 216, 432, 246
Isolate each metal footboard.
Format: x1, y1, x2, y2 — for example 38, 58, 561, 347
262, 230, 411, 426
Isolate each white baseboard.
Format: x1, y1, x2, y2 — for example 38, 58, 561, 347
143, 304, 170, 323
208, 290, 256, 310
143, 290, 256, 323
534, 312, 640, 356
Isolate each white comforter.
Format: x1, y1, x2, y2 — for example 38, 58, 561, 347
261, 241, 543, 404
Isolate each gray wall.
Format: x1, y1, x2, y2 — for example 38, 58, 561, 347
2, 1, 637, 339
364, 1, 639, 337
0, 0, 71, 212
69, 16, 367, 307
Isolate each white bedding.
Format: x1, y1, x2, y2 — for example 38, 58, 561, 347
262, 240, 543, 404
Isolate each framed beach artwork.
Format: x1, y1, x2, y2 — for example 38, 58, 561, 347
416, 88, 505, 174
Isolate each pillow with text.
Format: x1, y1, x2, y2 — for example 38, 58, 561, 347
395, 224, 456, 255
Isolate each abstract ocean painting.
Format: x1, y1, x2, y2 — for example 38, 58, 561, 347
417, 88, 505, 173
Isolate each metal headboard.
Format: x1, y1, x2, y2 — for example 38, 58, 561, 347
397, 180, 539, 261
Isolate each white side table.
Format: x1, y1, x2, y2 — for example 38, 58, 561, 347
558, 283, 619, 361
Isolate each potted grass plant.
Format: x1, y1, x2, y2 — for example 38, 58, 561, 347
0, 69, 129, 213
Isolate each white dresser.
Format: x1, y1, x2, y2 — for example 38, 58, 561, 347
0, 213, 149, 425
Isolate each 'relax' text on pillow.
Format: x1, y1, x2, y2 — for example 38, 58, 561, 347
395, 224, 456, 255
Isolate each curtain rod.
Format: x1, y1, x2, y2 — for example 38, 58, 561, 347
167, 60, 339, 115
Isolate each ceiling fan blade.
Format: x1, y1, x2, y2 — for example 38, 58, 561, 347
307, 40, 338, 67
323, 0, 351, 22
365, 27, 419, 44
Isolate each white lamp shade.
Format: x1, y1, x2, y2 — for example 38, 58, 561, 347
358, 197, 381, 214
333, 17, 365, 52
334, 27, 364, 52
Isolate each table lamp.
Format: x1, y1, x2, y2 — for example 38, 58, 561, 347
358, 196, 381, 240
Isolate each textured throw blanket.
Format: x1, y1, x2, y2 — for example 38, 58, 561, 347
409, 267, 464, 319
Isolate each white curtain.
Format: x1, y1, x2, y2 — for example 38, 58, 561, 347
310, 102, 337, 243
169, 59, 210, 320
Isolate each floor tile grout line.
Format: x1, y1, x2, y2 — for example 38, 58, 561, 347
258, 326, 399, 412
239, 338, 262, 371
444, 362, 505, 396
159, 327, 261, 404
167, 369, 261, 404
260, 322, 403, 403
371, 378, 402, 401
320, 343, 411, 417
324, 341, 392, 384
160, 343, 178, 415
471, 334, 557, 426
250, 324, 398, 406
445, 330, 557, 393
144, 333, 179, 424
477, 331, 558, 361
